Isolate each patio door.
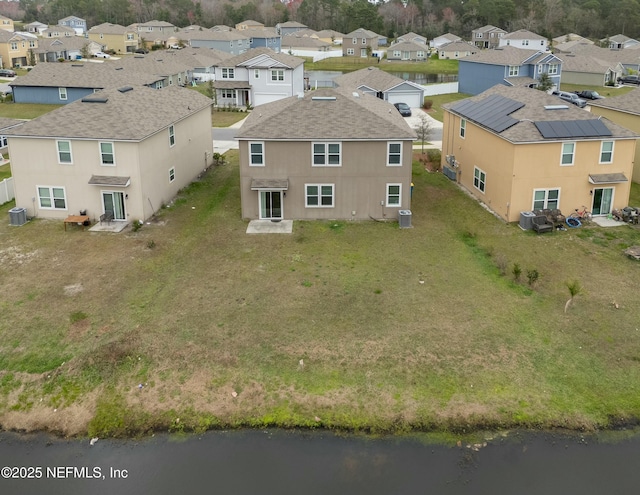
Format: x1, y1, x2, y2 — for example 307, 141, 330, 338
360, 48, 367, 57
592, 187, 613, 216
259, 191, 282, 220
102, 191, 126, 220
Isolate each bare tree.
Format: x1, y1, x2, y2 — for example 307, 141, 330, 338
413, 114, 432, 155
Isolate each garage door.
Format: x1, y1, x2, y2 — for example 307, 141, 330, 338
254, 93, 288, 106
386, 92, 422, 109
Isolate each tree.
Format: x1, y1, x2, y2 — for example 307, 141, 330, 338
564, 280, 582, 313
413, 114, 432, 154
537, 71, 553, 92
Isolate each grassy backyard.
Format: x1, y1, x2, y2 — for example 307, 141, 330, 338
304, 56, 459, 74
0, 102, 61, 120
1, 152, 640, 438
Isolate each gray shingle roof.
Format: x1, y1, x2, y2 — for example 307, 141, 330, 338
556, 43, 640, 65
560, 53, 617, 73
503, 29, 547, 41
183, 29, 248, 41
460, 46, 558, 66
4, 86, 211, 141
237, 87, 416, 141
589, 87, 640, 116
333, 66, 421, 92
88, 23, 135, 35
445, 85, 638, 143
0, 117, 24, 132
389, 41, 428, 52
222, 47, 304, 69
315, 29, 345, 39
439, 40, 477, 52
345, 28, 379, 39
281, 36, 330, 49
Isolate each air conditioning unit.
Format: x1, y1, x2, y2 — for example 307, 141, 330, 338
398, 210, 412, 228
8, 207, 27, 226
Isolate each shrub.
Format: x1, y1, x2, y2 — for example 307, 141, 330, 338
527, 269, 539, 287
131, 220, 143, 232
512, 263, 522, 281
423, 99, 433, 110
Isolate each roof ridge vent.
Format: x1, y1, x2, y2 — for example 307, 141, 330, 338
311, 96, 336, 101
544, 104, 569, 110
81, 96, 108, 103
118, 86, 133, 93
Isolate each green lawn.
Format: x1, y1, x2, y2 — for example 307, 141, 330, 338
2, 152, 640, 438
559, 83, 634, 98
425, 93, 471, 122
0, 163, 10, 181
0, 102, 61, 120
304, 56, 459, 74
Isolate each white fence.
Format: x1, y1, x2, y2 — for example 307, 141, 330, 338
421, 82, 459, 96
0, 177, 14, 205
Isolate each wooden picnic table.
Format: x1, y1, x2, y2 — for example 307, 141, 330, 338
64, 215, 90, 231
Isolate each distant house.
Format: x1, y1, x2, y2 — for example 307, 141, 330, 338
35, 37, 102, 63
282, 35, 331, 54
386, 41, 428, 62
184, 29, 250, 55
560, 52, 623, 86
314, 29, 344, 45
590, 89, 640, 182
499, 29, 549, 51
552, 33, 592, 47
441, 85, 638, 222
439, 40, 477, 59
601, 34, 640, 50
244, 27, 281, 53
396, 32, 427, 45
24, 21, 47, 35
430, 33, 462, 50
134, 20, 177, 37
161, 47, 232, 82
235, 20, 264, 31
334, 66, 425, 108
88, 23, 139, 54
471, 25, 506, 49
458, 46, 562, 95
5, 86, 214, 222
0, 15, 14, 32
0, 117, 24, 153
276, 21, 307, 36
58, 16, 87, 35
213, 47, 304, 108
41, 25, 76, 38
555, 43, 640, 75
0, 31, 37, 68
236, 87, 416, 221
343, 28, 380, 57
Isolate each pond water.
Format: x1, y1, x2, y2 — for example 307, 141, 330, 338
305, 70, 457, 87
1, 429, 640, 494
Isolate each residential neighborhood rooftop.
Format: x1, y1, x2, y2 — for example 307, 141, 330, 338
334, 66, 420, 92
222, 47, 304, 68
589, 87, 640, 116
461, 46, 559, 65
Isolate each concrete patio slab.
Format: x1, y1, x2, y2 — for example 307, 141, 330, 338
591, 216, 626, 227
89, 222, 129, 233
246, 219, 293, 234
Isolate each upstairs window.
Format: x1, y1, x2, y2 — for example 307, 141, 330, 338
508, 65, 519, 76
460, 118, 466, 138
600, 141, 614, 163
100, 142, 115, 165
271, 69, 284, 81
169, 125, 175, 147
561, 142, 575, 165
250, 142, 264, 166
387, 142, 402, 166
58, 87, 67, 100
313, 142, 341, 166
221, 68, 234, 79
57, 140, 72, 164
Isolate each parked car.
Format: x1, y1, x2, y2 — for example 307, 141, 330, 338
93, 51, 110, 58
553, 90, 587, 108
574, 90, 604, 100
169, 44, 182, 50
393, 102, 412, 117
617, 75, 640, 86
0, 69, 16, 77
134, 48, 149, 54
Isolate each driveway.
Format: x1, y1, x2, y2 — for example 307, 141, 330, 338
404, 107, 443, 149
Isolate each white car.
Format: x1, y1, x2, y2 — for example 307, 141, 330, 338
93, 51, 111, 59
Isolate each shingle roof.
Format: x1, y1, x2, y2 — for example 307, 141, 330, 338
278, 21, 307, 28
158, 47, 232, 67
334, 67, 422, 92
237, 87, 416, 141
183, 29, 248, 41
345, 28, 379, 39
503, 29, 547, 41
434, 33, 462, 42
604, 34, 636, 43
222, 47, 304, 69
34, 36, 99, 53
389, 41, 428, 52
113, 54, 192, 78
439, 40, 477, 52
460, 46, 558, 65
445, 85, 638, 143
137, 20, 176, 28
560, 53, 617, 73
281, 36, 330, 49
473, 25, 505, 34
556, 43, 640, 65
397, 32, 426, 43
88, 23, 135, 35
315, 29, 345, 39
0, 117, 24, 131
0, 31, 33, 42
4, 86, 211, 141
589, 87, 640, 116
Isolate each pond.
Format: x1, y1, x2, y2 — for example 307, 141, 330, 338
305, 70, 457, 87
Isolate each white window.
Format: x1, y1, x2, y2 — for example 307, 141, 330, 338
37, 186, 66, 209
508, 65, 519, 77
10, 41, 17, 50
523, 40, 529, 46
221, 68, 234, 79
29, 40, 35, 48
352, 38, 357, 44
271, 69, 284, 81
476, 33, 482, 38
460, 118, 466, 138
99, 142, 115, 165
169, 167, 175, 182
57, 140, 72, 164
127, 33, 134, 40
387, 142, 402, 166
346, 48, 354, 55
312, 142, 341, 166
0, 135, 7, 148
305, 184, 334, 207
249, 142, 264, 166
169, 124, 175, 147
473, 167, 486, 193
454, 51, 459, 57
533, 188, 560, 210
506, 40, 510, 45
561, 142, 575, 165
417, 51, 424, 58
386, 184, 402, 206
600, 141, 614, 163
540, 40, 544, 45
254, 69, 260, 79
58, 87, 67, 101
221, 89, 236, 99
548, 64, 558, 75
362, 38, 366, 44
147, 27, 152, 32
393, 50, 401, 57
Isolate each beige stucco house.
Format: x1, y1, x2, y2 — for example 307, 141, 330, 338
236, 87, 416, 221
0, 15, 14, 32
590, 89, 640, 183
0, 31, 37, 68
343, 28, 379, 57
387, 41, 428, 61
5, 86, 213, 222
442, 85, 638, 223
88, 23, 139, 54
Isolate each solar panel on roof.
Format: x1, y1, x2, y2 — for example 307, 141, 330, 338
534, 119, 612, 139
451, 94, 524, 133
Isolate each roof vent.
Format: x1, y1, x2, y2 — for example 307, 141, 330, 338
118, 86, 133, 93
81, 96, 108, 103
352, 92, 359, 97
544, 104, 569, 110
71, 64, 84, 67
311, 96, 336, 101
115, 67, 123, 70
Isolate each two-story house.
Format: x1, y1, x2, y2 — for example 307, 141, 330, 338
213, 47, 304, 107
499, 29, 549, 51
184, 29, 251, 55
0, 15, 14, 32
57, 16, 87, 35
472, 25, 507, 49
0, 31, 37, 68
5, 86, 214, 223
342, 28, 379, 57
601, 34, 640, 50
236, 87, 416, 221
276, 21, 308, 36
458, 46, 562, 95
88, 23, 139, 54
441, 85, 638, 222
41, 25, 76, 38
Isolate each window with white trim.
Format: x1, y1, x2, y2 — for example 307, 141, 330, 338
393, 50, 401, 57
127, 33, 134, 40
221, 68, 234, 79
533, 188, 560, 210
271, 69, 284, 81
473, 166, 486, 193
386, 184, 401, 206
362, 38, 366, 44
387, 142, 402, 166
169, 167, 175, 182
548, 64, 558, 75
312, 142, 341, 166
38, 186, 66, 209
58, 87, 67, 100
600, 141, 614, 163
169, 124, 175, 147
57, 140, 72, 164
254, 69, 260, 79
249, 142, 264, 166
417, 51, 424, 58
346, 48, 354, 55
561, 142, 575, 165
476, 33, 482, 38
10, 41, 17, 50
305, 184, 334, 207
0, 136, 7, 148
508, 65, 519, 76
29, 40, 35, 48
221, 89, 236, 99
99, 142, 115, 165
460, 118, 466, 138
523, 39, 529, 46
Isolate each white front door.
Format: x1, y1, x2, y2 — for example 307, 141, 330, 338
102, 191, 126, 220
360, 48, 367, 57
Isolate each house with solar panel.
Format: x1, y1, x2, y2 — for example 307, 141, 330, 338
458, 46, 562, 96
441, 85, 638, 222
